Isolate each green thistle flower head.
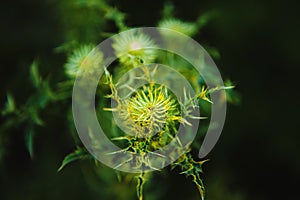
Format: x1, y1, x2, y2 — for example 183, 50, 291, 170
64, 45, 103, 78
112, 31, 157, 67
120, 84, 180, 137
158, 18, 197, 36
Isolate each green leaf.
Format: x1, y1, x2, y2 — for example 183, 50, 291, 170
196, 10, 219, 29
58, 147, 92, 172
104, 7, 127, 31
25, 128, 35, 159
54, 40, 79, 53
2, 93, 16, 115
28, 108, 44, 126
205, 46, 221, 60
162, 1, 175, 18
30, 61, 41, 88
208, 85, 235, 94
173, 153, 208, 200
36, 80, 57, 107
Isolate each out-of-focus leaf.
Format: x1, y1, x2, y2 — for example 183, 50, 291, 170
205, 46, 221, 60
25, 128, 35, 159
27, 79, 57, 109
54, 40, 80, 53
2, 93, 16, 115
58, 147, 92, 172
28, 108, 44, 126
39, 80, 57, 105
104, 7, 127, 31
223, 80, 241, 105
30, 61, 41, 88
196, 10, 219, 29
225, 88, 241, 105
162, 1, 175, 18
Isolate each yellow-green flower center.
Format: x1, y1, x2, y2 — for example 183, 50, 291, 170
122, 84, 180, 137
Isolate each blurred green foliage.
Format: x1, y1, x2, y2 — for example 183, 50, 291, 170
1, 0, 299, 200
1, 1, 234, 199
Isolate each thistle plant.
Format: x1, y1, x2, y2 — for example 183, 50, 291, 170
101, 63, 209, 199
70, 24, 235, 199
0, 1, 240, 200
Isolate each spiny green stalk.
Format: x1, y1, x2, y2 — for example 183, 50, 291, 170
173, 152, 208, 200
136, 173, 146, 200
103, 65, 211, 199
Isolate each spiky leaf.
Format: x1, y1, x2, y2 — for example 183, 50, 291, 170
58, 147, 92, 172
2, 93, 16, 115
30, 61, 41, 88
25, 128, 35, 159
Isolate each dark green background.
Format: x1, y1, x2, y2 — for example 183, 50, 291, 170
1, 0, 299, 199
